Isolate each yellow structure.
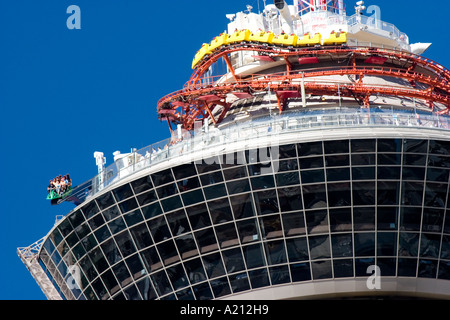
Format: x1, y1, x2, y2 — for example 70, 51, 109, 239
322, 31, 347, 45
298, 33, 322, 46
272, 33, 298, 46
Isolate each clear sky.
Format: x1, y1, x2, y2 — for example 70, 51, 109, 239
0, 0, 448, 300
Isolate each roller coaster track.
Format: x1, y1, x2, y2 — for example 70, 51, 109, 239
157, 43, 450, 131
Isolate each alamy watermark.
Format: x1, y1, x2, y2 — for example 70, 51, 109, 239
366, 265, 381, 290
67, 5, 81, 30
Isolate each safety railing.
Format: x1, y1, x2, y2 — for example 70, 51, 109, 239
64, 107, 450, 208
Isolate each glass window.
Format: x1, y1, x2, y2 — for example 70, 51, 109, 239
326, 155, 349, 167
81, 201, 100, 220
141, 202, 163, 220
101, 269, 119, 296
351, 153, 375, 166
150, 169, 174, 187
160, 195, 183, 212
400, 206, 422, 231
210, 276, 231, 298
102, 205, 121, 221
92, 277, 108, 300
278, 144, 297, 159
424, 183, 447, 208
324, 140, 348, 154
441, 235, 450, 259
426, 167, 449, 183
202, 253, 226, 279
195, 157, 222, 174
333, 259, 354, 278
402, 182, 424, 206
178, 177, 200, 193
148, 216, 171, 243
420, 233, 441, 259
403, 154, 427, 166
150, 270, 172, 296
277, 159, 299, 172
286, 237, 309, 262
94, 225, 111, 243
283, 211, 306, 236
328, 183, 351, 207
331, 233, 353, 258
227, 178, 251, 195
130, 175, 153, 195
352, 167, 375, 181
438, 261, 450, 280
251, 175, 275, 190
402, 166, 425, 181
223, 166, 247, 181
74, 222, 90, 241
269, 265, 291, 285
115, 231, 137, 258
181, 189, 204, 207
355, 257, 375, 277
157, 240, 180, 266
236, 218, 260, 244
305, 209, 328, 234
136, 189, 157, 206
264, 240, 287, 265
351, 139, 376, 153
222, 247, 245, 273
311, 260, 332, 280
354, 232, 375, 256
141, 246, 162, 272
254, 189, 279, 215
118, 197, 138, 214
200, 171, 224, 186
173, 163, 197, 180
377, 232, 397, 256
377, 257, 396, 276
248, 268, 270, 288
260, 214, 283, 240
125, 254, 145, 280
299, 156, 323, 170
329, 208, 352, 232
377, 166, 401, 180
166, 209, 190, 236
422, 208, 444, 233
301, 169, 325, 184
187, 203, 211, 230
176, 288, 194, 300
378, 181, 400, 205
156, 183, 178, 198
113, 184, 134, 202
204, 183, 227, 200
69, 210, 85, 230
195, 228, 218, 254
229, 272, 250, 294
130, 223, 153, 250
96, 192, 116, 210
353, 207, 375, 231
353, 182, 375, 206
243, 243, 266, 269
428, 155, 450, 168
167, 264, 189, 291
278, 186, 302, 212
230, 193, 256, 219
404, 139, 428, 154
398, 258, 417, 277
183, 258, 207, 284
248, 163, 273, 176
418, 259, 438, 278
378, 139, 402, 153
223, 151, 246, 168
298, 141, 323, 157
378, 153, 401, 165
377, 207, 398, 231
276, 172, 300, 187
309, 235, 331, 260
290, 262, 311, 282
88, 249, 108, 274
429, 140, 450, 155
326, 168, 350, 182
302, 184, 327, 210
215, 223, 239, 248
175, 233, 198, 259
124, 209, 144, 227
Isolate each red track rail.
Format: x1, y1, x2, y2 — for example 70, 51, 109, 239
158, 44, 450, 131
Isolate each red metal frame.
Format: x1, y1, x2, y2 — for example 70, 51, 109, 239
158, 43, 450, 131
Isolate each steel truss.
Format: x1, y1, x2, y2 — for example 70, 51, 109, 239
158, 43, 450, 131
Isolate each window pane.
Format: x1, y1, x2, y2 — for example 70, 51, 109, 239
299, 156, 324, 170
260, 214, 283, 239
215, 223, 239, 248
354, 232, 375, 256
351, 139, 376, 153
305, 209, 329, 234
222, 247, 245, 273
278, 186, 302, 212
254, 189, 279, 215
329, 208, 352, 232
286, 237, 309, 262
311, 260, 332, 280
236, 219, 260, 244
301, 169, 325, 184
302, 184, 327, 210
298, 141, 323, 157
327, 182, 351, 207
243, 243, 266, 269
176, 233, 198, 259
309, 235, 331, 260
377, 232, 397, 256
113, 184, 134, 202
264, 240, 287, 265
282, 211, 306, 236
353, 207, 375, 231
331, 233, 353, 258
230, 193, 256, 219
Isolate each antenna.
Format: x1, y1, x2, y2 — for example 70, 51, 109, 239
246, 4, 253, 13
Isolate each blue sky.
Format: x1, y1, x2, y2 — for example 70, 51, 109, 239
0, 0, 448, 300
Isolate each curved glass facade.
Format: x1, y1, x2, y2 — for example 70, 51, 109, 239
38, 137, 450, 300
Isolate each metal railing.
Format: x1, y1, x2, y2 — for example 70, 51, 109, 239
64, 107, 450, 208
